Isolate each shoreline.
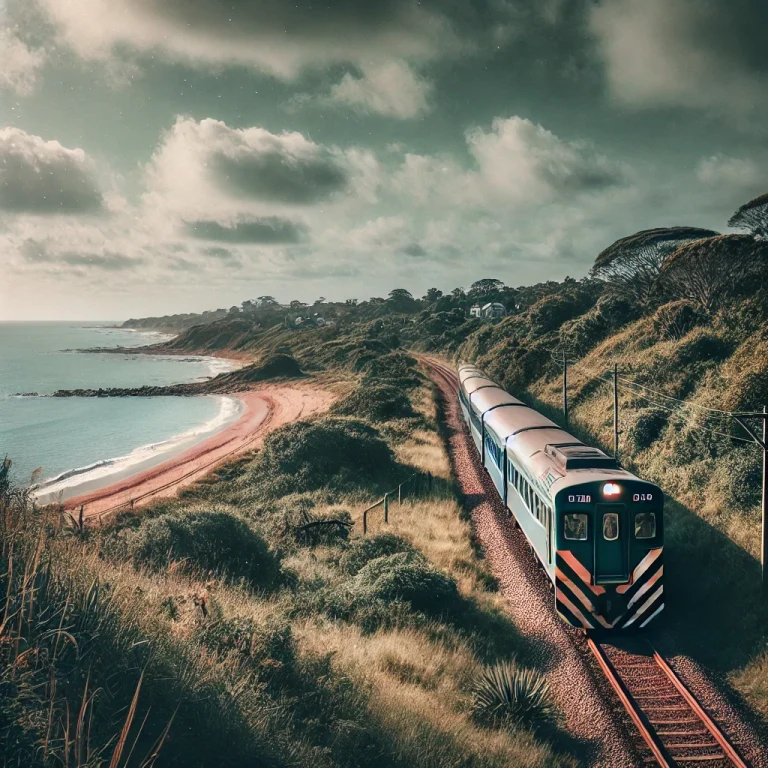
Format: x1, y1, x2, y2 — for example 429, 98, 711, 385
63, 390, 271, 519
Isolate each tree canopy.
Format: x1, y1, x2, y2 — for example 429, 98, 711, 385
728, 192, 768, 236
660, 234, 767, 314
591, 226, 720, 304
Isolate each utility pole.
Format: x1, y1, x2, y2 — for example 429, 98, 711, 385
562, 348, 569, 427
613, 363, 620, 460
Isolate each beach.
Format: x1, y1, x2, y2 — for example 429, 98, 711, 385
64, 383, 335, 521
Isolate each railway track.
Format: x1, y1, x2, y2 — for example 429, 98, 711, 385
418, 356, 752, 768
588, 636, 748, 767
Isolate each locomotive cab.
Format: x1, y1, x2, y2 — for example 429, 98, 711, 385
553, 477, 664, 630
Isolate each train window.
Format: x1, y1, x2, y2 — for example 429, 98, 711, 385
564, 513, 588, 540
634, 512, 656, 539
603, 513, 619, 541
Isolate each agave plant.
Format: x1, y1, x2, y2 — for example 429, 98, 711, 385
470, 660, 554, 729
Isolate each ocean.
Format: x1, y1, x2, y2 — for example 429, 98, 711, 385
0, 322, 242, 501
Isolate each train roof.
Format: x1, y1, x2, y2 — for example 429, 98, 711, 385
458, 367, 489, 386
484, 405, 561, 440
470, 387, 524, 413
462, 376, 499, 395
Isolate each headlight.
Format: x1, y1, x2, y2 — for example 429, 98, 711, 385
603, 482, 620, 497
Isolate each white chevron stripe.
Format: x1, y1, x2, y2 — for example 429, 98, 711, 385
627, 566, 663, 609
623, 585, 664, 628
639, 603, 665, 628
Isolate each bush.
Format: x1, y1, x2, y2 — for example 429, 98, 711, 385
652, 300, 705, 341
230, 354, 303, 383
625, 407, 668, 452
362, 351, 421, 388
349, 551, 458, 616
331, 384, 415, 422
470, 661, 554, 729
559, 293, 636, 353
117, 509, 283, 589
256, 417, 398, 494
339, 533, 415, 574
199, 616, 295, 669
721, 450, 762, 508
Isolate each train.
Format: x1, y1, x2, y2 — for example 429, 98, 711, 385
458, 363, 664, 631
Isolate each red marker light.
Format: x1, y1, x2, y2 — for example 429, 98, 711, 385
603, 482, 620, 497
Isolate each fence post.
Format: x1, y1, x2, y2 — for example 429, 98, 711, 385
384, 494, 389, 524
562, 348, 569, 427
363, 507, 368, 535
398, 484, 402, 506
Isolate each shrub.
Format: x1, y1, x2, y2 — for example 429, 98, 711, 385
117, 509, 283, 589
674, 329, 731, 366
256, 417, 398, 494
362, 351, 421, 388
559, 293, 636, 352
350, 551, 459, 616
721, 450, 762, 509
331, 384, 415, 422
625, 407, 668, 452
339, 533, 416, 574
651, 300, 705, 341
199, 616, 295, 668
292, 509, 354, 546
230, 353, 303, 383
470, 661, 554, 729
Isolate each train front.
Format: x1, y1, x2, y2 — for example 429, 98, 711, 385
552, 478, 664, 631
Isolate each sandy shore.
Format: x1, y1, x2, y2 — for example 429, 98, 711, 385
66, 383, 335, 521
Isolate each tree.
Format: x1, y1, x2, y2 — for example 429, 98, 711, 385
422, 288, 443, 304
591, 227, 719, 305
228, 305, 240, 314
468, 278, 504, 300
728, 192, 768, 236
241, 300, 255, 312
257, 295, 278, 308
386, 288, 419, 313
290, 300, 308, 310
659, 234, 767, 314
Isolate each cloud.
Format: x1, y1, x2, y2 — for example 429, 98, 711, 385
22, 240, 139, 271
391, 116, 627, 209
329, 62, 433, 119
0, 128, 103, 214
589, 0, 768, 117
466, 116, 626, 200
185, 217, 307, 244
0, 29, 46, 95
145, 118, 368, 223
38, 0, 464, 79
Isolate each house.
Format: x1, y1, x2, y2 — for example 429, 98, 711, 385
469, 305, 482, 318
481, 302, 506, 319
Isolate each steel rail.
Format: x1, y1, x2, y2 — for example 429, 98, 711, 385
587, 637, 674, 767
652, 648, 749, 768
588, 637, 749, 767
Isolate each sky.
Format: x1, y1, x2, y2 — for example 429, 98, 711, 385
0, 0, 766, 320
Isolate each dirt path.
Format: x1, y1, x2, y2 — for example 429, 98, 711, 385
66, 381, 335, 521
422, 356, 768, 767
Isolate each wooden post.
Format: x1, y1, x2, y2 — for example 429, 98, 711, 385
613, 363, 619, 460
562, 348, 569, 427
762, 407, 767, 596
384, 494, 389, 524
398, 484, 402, 506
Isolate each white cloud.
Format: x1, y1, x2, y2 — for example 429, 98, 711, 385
466, 116, 626, 201
391, 116, 627, 209
38, 0, 459, 79
697, 155, 763, 191
0, 29, 45, 96
0, 127, 104, 214
329, 62, 433, 119
143, 117, 381, 225
590, 0, 768, 116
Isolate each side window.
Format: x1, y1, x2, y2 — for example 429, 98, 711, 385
634, 512, 656, 539
564, 513, 588, 541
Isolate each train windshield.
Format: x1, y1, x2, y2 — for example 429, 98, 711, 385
564, 513, 588, 540
603, 512, 619, 541
634, 511, 656, 539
